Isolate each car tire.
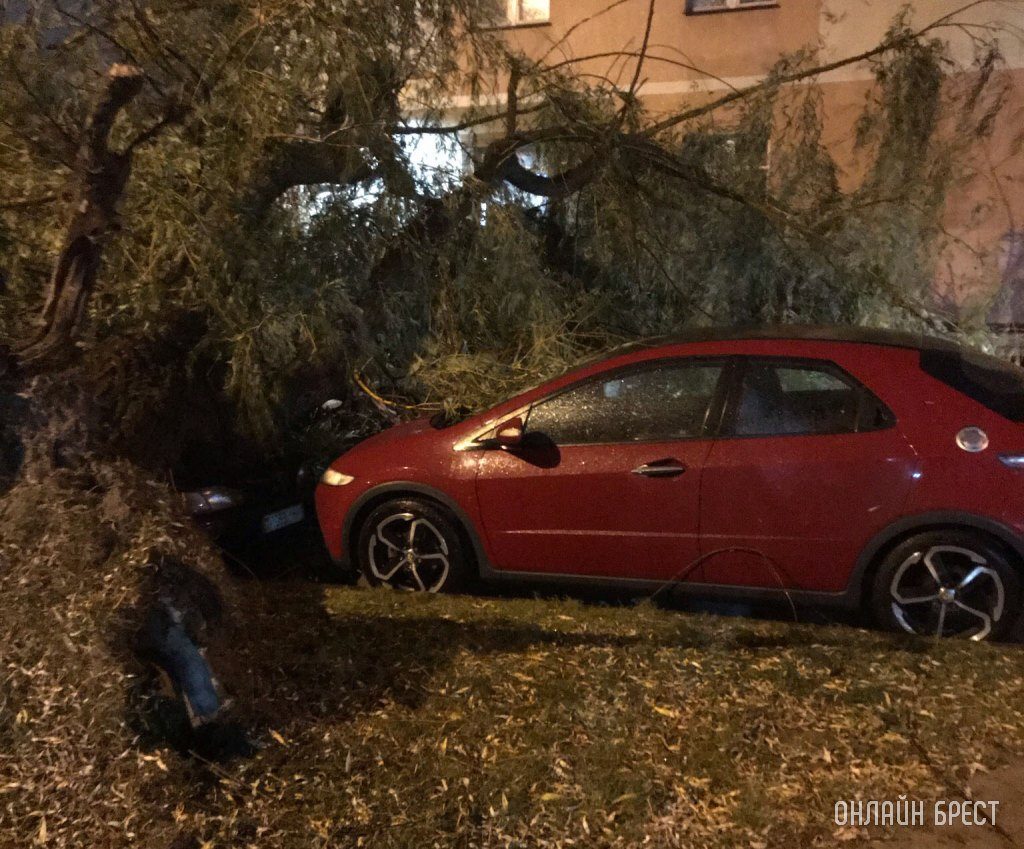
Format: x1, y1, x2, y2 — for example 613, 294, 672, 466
870, 529, 1021, 641
355, 498, 471, 593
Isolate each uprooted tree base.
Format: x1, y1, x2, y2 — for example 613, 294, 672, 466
0, 481, 207, 839
0, 363, 268, 844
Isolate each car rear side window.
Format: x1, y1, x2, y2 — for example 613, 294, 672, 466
731, 360, 891, 437
525, 360, 724, 445
919, 347, 1024, 421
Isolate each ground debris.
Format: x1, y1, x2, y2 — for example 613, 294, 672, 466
4, 484, 1024, 847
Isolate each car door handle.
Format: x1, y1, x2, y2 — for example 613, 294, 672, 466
631, 460, 686, 478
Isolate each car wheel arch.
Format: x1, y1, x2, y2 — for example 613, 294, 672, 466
343, 482, 486, 576
853, 512, 1024, 606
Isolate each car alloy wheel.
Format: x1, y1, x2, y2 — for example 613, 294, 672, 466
872, 530, 1021, 641
889, 545, 1004, 640
368, 512, 450, 592
356, 498, 469, 593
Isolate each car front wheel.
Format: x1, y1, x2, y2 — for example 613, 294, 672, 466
871, 530, 1021, 641
355, 498, 470, 593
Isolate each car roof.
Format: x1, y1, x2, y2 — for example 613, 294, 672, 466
610, 324, 960, 356
535, 325, 959, 399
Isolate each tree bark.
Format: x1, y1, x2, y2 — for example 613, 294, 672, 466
17, 64, 146, 368
238, 137, 379, 223
476, 137, 605, 199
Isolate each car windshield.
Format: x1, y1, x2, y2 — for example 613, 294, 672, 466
429, 348, 636, 430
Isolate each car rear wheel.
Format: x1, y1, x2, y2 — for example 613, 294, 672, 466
870, 530, 1021, 641
355, 498, 470, 593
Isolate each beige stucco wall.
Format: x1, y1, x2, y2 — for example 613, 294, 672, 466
502, 0, 821, 92
819, 0, 1024, 69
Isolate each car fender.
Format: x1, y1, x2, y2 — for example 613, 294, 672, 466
847, 510, 1024, 605
342, 480, 492, 573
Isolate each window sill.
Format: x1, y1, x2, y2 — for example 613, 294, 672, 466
685, 2, 779, 15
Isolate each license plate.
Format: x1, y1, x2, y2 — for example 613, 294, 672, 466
261, 504, 304, 534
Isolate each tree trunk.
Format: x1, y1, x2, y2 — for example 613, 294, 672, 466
16, 64, 146, 368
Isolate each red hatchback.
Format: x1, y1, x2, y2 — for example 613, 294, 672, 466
316, 327, 1024, 640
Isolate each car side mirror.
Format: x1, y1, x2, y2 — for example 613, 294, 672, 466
494, 416, 524, 448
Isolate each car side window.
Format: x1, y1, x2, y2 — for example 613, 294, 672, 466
732, 360, 885, 437
525, 361, 724, 445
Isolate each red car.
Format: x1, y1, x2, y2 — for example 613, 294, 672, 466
316, 327, 1024, 640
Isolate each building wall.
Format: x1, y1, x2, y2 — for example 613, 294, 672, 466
818, 0, 1024, 68
485, 0, 1024, 321
500, 0, 822, 95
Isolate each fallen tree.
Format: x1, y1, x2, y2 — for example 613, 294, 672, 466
0, 1, 1018, 846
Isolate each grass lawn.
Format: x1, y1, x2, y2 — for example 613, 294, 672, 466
181, 584, 1024, 848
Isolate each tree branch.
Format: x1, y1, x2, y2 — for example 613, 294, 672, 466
0, 194, 59, 211
83, 64, 145, 162
540, 50, 740, 94
475, 137, 605, 199
638, 7, 989, 139
622, 0, 656, 109
239, 138, 379, 222
640, 33, 917, 138
505, 60, 522, 137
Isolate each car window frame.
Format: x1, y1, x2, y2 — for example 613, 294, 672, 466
717, 356, 896, 440
521, 356, 733, 447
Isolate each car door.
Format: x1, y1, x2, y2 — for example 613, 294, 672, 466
473, 358, 728, 581
697, 357, 918, 592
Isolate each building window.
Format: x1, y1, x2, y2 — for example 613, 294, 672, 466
505, 0, 550, 25
686, 0, 778, 15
